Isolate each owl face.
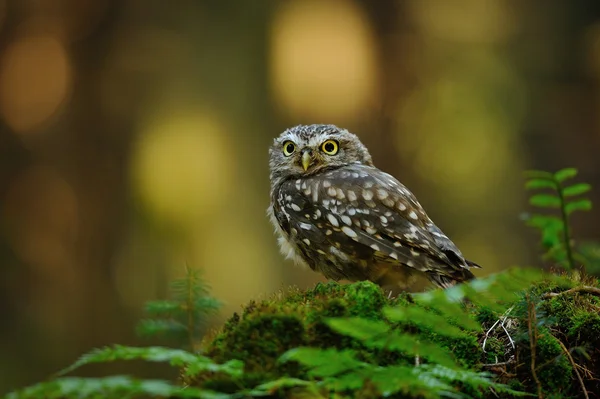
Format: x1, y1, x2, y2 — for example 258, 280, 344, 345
269, 124, 374, 183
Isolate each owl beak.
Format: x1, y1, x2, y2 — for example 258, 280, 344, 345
301, 150, 312, 171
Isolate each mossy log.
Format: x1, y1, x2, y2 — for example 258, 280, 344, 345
187, 278, 600, 398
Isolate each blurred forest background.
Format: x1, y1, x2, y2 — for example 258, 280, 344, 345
1, 0, 600, 393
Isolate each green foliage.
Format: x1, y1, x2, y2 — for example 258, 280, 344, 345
6, 345, 243, 399
136, 266, 221, 350
6, 268, 233, 399
523, 167, 593, 272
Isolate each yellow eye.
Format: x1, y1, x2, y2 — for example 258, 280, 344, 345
283, 140, 296, 156
321, 139, 339, 155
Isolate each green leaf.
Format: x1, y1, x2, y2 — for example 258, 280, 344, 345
565, 198, 592, 215
529, 194, 560, 208
136, 319, 188, 338
382, 332, 459, 368
6, 376, 228, 399
57, 345, 223, 377
526, 215, 563, 235
279, 348, 366, 377
554, 167, 578, 183
383, 306, 466, 338
525, 179, 557, 190
326, 317, 389, 340
562, 183, 591, 197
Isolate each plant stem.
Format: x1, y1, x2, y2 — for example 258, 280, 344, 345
556, 183, 578, 273
186, 265, 196, 352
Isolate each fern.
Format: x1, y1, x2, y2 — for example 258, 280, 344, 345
523, 167, 592, 272
136, 265, 221, 350
5, 376, 226, 399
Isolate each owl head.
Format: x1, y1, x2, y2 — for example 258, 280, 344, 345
269, 124, 374, 183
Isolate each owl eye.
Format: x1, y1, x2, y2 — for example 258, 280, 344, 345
283, 141, 296, 156
321, 139, 339, 155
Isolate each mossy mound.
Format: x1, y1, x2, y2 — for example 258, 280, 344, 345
188, 277, 600, 398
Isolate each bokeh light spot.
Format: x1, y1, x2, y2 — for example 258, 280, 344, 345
0, 35, 71, 133
270, 0, 378, 120
132, 109, 233, 230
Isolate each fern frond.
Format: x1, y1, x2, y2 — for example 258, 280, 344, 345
523, 167, 593, 272
57, 345, 242, 378
6, 376, 228, 399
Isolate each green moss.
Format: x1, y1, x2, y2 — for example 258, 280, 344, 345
190, 277, 600, 398
535, 329, 573, 393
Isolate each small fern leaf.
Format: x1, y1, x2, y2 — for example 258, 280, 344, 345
383, 306, 467, 337
565, 198, 592, 214
325, 317, 389, 340
525, 179, 557, 190
6, 376, 227, 399
136, 319, 188, 338
279, 347, 366, 377
529, 194, 560, 208
370, 365, 456, 399
554, 167, 578, 182
57, 345, 201, 376
383, 333, 459, 368
143, 300, 181, 316
562, 183, 591, 197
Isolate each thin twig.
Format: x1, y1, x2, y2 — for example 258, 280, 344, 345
527, 295, 543, 399
542, 286, 600, 300
482, 306, 515, 352
556, 339, 589, 399
481, 359, 515, 368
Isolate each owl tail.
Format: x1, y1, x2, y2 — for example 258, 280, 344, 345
427, 261, 478, 289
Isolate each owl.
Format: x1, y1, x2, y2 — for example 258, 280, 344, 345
267, 124, 480, 291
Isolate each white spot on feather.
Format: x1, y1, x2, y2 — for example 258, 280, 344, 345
341, 226, 357, 238
327, 214, 339, 227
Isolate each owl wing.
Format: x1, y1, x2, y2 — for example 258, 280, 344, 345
278, 164, 474, 277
